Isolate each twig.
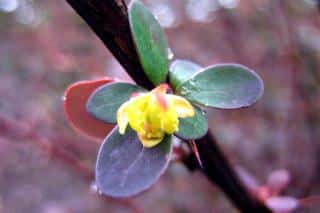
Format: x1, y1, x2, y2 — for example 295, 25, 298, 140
0, 115, 93, 180
64, 0, 271, 212
65, 0, 154, 90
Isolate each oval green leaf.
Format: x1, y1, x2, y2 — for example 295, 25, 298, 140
177, 64, 264, 109
96, 127, 172, 197
129, 0, 169, 85
175, 106, 208, 140
87, 82, 145, 124
169, 59, 202, 91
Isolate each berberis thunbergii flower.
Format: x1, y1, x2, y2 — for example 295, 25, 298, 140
117, 84, 195, 148
64, 0, 265, 200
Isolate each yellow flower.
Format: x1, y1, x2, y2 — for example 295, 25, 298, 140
117, 84, 195, 148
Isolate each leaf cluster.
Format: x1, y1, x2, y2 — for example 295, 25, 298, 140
64, 0, 264, 197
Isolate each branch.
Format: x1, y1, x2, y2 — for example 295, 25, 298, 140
0, 115, 93, 180
64, 0, 271, 212
195, 132, 271, 211
66, 0, 154, 90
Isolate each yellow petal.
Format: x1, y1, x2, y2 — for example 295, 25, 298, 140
167, 94, 195, 118
161, 108, 179, 134
126, 94, 149, 133
138, 133, 164, 148
127, 107, 145, 132
117, 102, 129, 134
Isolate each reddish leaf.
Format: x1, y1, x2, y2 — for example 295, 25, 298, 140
64, 78, 114, 141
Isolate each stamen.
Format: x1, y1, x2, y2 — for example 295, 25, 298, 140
155, 93, 168, 110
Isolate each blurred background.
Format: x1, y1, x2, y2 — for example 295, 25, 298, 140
0, 0, 320, 212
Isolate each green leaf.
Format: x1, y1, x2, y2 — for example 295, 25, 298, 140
87, 82, 145, 124
175, 106, 208, 140
129, 0, 169, 85
169, 59, 202, 91
177, 64, 264, 109
95, 127, 172, 197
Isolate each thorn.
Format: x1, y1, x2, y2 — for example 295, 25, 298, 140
189, 140, 203, 168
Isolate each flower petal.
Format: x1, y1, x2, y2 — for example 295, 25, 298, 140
117, 102, 129, 134
161, 108, 179, 134
138, 133, 164, 148
167, 94, 195, 118
127, 94, 149, 133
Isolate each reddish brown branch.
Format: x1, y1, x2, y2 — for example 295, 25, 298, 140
65, 0, 154, 90
0, 115, 93, 180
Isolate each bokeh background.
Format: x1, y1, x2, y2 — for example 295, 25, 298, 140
0, 0, 320, 212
